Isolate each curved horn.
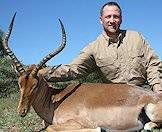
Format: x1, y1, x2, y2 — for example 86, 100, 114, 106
2, 12, 25, 74
31, 19, 66, 76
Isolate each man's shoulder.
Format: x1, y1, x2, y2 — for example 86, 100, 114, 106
123, 30, 144, 40
125, 30, 141, 36
80, 33, 103, 54
85, 33, 103, 47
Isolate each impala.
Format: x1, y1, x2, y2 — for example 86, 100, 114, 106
2, 13, 162, 132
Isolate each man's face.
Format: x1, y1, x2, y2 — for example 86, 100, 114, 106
100, 5, 122, 36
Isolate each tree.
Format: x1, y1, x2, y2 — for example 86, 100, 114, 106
0, 28, 18, 97
0, 56, 18, 97
0, 28, 5, 56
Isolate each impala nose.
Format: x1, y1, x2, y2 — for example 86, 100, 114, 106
18, 109, 27, 117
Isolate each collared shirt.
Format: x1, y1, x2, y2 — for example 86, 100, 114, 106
45, 30, 162, 92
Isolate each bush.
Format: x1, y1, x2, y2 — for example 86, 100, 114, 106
0, 56, 18, 97
53, 71, 103, 89
0, 28, 5, 56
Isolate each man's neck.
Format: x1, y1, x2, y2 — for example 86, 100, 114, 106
104, 30, 121, 43
105, 29, 120, 38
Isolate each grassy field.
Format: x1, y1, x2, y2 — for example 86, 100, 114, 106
0, 93, 43, 132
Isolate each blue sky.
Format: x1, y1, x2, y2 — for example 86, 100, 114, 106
0, 0, 162, 66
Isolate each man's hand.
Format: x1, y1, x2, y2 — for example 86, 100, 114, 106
51, 94, 62, 103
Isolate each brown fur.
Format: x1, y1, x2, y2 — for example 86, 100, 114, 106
16, 66, 162, 132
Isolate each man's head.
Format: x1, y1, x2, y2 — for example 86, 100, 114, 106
100, 2, 122, 37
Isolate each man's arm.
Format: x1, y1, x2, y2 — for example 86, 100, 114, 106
142, 35, 162, 92
44, 44, 96, 82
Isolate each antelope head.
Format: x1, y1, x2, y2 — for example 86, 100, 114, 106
2, 13, 66, 117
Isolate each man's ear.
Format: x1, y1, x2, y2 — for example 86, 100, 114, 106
100, 16, 103, 25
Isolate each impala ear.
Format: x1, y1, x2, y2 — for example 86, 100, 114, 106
49, 64, 62, 74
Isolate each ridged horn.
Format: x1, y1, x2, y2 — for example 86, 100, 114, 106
31, 19, 66, 76
2, 12, 25, 75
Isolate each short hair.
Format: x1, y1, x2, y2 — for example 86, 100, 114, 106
100, 2, 122, 16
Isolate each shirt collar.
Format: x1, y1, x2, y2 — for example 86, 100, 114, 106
102, 30, 123, 46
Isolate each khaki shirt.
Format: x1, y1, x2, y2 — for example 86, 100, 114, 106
45, 30, 162, 92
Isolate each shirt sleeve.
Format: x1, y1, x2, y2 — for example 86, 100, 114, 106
44, 44, 96, 82
141, 34, 162, 92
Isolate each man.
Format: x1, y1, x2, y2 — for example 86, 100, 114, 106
44, 2, 162, 92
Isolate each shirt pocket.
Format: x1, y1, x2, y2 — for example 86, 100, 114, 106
96, 57, 114, 67
128, 50, 147, 77
129, 49, 144, 58
96, 57, 119, 79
